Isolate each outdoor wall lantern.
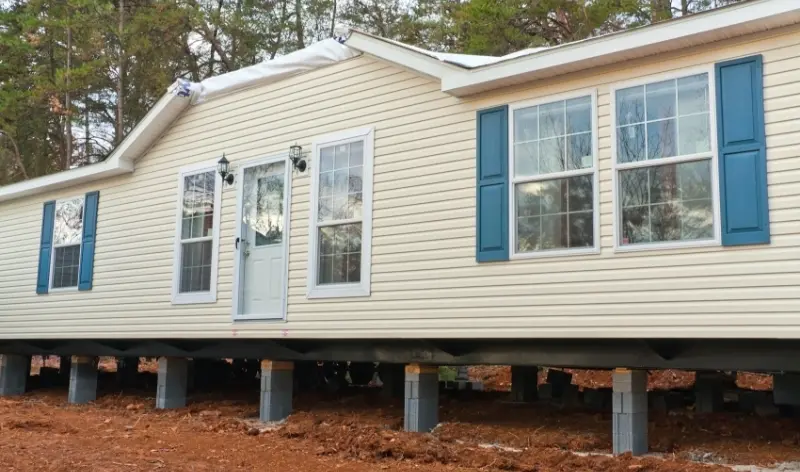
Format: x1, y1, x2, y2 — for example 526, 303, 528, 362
217, 154, 235, 185
289, 144, 308, 172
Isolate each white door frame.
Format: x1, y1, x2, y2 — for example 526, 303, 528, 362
231, 154, 292, 321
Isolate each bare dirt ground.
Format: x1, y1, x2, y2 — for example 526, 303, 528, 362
4, 359, 790, 472
467, 366, 773, 392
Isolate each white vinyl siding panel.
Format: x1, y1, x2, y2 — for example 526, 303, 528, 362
0, 25, 800, 338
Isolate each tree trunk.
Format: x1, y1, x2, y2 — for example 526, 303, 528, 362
64, 19, 72, 170
0, 131, 28, 180
295, 0, 304, 49
650, 0, 672, 22
116, 0, 125, 145
330, 0, 337, 37
187, 0, 233, 72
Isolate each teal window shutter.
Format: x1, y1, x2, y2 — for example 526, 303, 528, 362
36, 201, 56, 294
78, 191, 100, 291
476, 105, 509, 262
715, 55, 770, 246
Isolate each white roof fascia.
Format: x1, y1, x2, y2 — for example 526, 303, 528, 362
0, 81, 193, 203
441, 0, 800, 95
344, 31, 465, 79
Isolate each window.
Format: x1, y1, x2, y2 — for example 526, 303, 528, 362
51, 197, 84, 289
510, 92, 598, 257
308, 127, 373, 298
172, 164, 222, 304
613, 70, 719, 249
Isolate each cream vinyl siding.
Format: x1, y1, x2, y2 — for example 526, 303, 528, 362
0, 24, 799, 339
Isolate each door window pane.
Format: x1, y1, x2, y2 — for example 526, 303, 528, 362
242, 162, 285, 248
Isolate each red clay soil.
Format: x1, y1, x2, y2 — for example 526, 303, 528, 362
0, 389, 734, 472
469, 366, 773, 392
2, 384, 800, 471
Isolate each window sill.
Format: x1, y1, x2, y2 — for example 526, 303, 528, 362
307, 283, 370, 299
613, 238, 720, 253
46, 286, 79, 294
172, 291, 217, 305
510, 246, 600, 261
232, 314, 286, 322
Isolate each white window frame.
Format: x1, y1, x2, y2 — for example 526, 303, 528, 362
508, 88, 600, 260
171, 160, 223, 305
49, 195, 85, 292
307, 127, 374, 299
610, 65, 722, 253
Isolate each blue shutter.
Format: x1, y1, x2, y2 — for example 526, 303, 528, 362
36, 201, 56, 294
78, 191, 100, 291
715, 55, 770, 246
476, 105, 509, 262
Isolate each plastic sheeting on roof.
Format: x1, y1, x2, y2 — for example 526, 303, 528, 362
363, 33, 549, 69
431, 48, 550, 68
190, 38, 360, 104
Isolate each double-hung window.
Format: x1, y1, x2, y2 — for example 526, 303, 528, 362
172, 165, 222, 304
51, 197, 84, 290
510, 92, 598, 257
613, 70, 719, 249
308, 127, 374, 298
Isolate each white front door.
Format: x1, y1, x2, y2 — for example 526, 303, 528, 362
235, 159, 289, 319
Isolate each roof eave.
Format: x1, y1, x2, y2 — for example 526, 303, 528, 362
344, 30, 465, 80
442, 0, 800, 96
0, 81, 193, 203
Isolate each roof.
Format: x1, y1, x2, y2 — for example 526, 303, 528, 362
2, 0, 799, 203
346, 0, 800, 94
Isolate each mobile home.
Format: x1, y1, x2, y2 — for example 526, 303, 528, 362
1, 0, 800, 455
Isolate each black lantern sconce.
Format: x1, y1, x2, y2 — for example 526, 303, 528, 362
217, 154, 235, 185
289, 144, 308, 172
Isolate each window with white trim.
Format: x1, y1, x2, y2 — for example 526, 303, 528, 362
308, 128, 373, 298
51, 196, 84, 289
614, 72, 717, 247
172, 166, 221, 304
511, 94, 597, 256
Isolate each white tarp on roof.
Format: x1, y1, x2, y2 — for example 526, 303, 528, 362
365, 33, 549, 68
426, 48, 549, 68
190, 38, 360, 104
